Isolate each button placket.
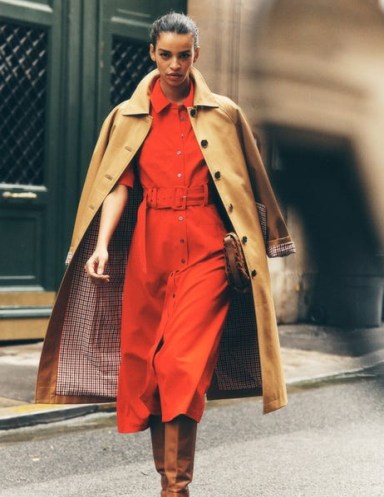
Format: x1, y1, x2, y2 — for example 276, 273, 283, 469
176, 211, 188, 268
172, 104, 189, 269
176, 105, 187, 183
180, 223, 188, 267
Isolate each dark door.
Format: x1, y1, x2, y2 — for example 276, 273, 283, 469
0, 1, 62, 290
0, 0, 186, 339
0, 1, 62, 337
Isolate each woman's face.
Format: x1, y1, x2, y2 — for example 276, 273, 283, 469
150, 32, 199, 93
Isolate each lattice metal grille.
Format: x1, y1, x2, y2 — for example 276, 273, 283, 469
110, 36, 155, 107
0, 22, 48, 185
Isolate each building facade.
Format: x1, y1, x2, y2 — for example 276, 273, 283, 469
2, 0, 383, 339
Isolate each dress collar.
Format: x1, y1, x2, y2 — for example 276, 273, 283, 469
121, 67, 219, 116
150, 78, 195, 113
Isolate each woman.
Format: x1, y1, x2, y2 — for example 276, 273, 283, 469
36, 12, 295, 496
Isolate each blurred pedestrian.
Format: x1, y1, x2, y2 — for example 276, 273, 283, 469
36, 12, 295, 496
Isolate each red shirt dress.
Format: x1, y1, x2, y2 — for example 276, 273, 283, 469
117, 79, 230, 433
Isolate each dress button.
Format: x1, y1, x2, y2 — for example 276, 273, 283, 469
242, 236, 248, 244
190, 108, 196, 117
201, 139, 208, 148
181, 259, 186, 264
177, 173, 182, 178
178, 216, 184, 221
176, 150, 182, 155
228, 203, 233, 213
214, 171, 221, 179
251, 269, 257, 277
180, 239, 185, 243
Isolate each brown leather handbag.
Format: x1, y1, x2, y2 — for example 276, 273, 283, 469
223, 232, 251, 293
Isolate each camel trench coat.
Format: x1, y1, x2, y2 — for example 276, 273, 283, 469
35, 67, 295, 415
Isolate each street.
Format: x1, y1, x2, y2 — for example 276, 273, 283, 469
0, 377, 383, 497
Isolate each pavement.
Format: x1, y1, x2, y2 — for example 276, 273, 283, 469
0, 323, 384, 431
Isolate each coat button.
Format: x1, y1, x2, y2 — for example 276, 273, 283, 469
201, 139, 208, 148
190, 108, 197, 117
242, 236, 248, 244
251, 269, 257, 277
214, 171, 221, 179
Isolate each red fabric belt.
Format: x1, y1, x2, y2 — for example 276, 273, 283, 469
144, 184, 212, 210
138, 184, 213, 273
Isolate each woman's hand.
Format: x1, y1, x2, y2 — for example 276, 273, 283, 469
83, 184, 129, 285
84, 247, 110, 284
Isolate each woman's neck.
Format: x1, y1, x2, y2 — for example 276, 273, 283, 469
160, 78, 191, 105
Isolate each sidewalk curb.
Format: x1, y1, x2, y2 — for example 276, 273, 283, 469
0, 402, 116, 431
0, 353, 383, 432
286, 365, 379, 389
285, 353, 384, 388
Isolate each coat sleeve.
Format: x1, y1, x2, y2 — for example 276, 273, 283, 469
236, 106, 296, 258
65, 106, 121, 265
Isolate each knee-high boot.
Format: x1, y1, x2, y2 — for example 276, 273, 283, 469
149, 415, 168, 496
163, 415, 197, 496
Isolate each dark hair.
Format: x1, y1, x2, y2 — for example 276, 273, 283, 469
149, 12, 199, 49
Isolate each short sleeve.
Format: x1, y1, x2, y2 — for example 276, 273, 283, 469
118, 165, 135, 188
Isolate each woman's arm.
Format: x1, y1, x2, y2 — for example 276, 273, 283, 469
84, 184, 129, 283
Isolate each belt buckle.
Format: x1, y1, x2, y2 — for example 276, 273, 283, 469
172, 186, 187, 210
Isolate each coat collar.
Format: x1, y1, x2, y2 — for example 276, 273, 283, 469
121, 67, 219, 116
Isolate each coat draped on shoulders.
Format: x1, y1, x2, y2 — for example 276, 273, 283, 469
35, 67, 295, 415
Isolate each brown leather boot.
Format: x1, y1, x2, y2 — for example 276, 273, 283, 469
163, 415, 197, 496
149, 415, 168, 496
